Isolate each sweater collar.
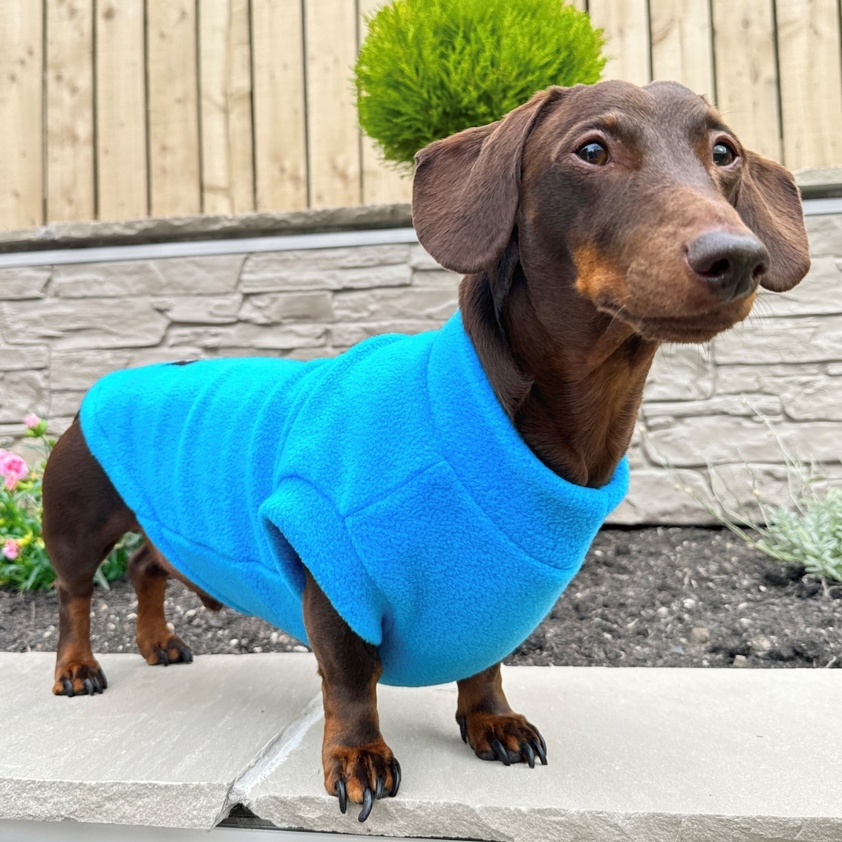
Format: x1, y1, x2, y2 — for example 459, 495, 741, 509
426, 312, 629, 568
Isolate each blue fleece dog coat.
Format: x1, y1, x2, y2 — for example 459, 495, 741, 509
80, 312, 628, 687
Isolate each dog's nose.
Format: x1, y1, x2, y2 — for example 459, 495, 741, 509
687, 231, 769, 301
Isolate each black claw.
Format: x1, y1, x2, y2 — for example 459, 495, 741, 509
63, 679, 74, 697
100, 672, 108, 690
335, 779, 347, 814
390, 762, 401, 797
158, 649, 170, 666
521, 740, 535, 768
375, 775, 385, 799
181, 648, 193, 664
534, 738, 548, 766
490, 738, 511, 766
358, 788, 373, 823
458, 716, 467, 744
83, 678, 94, 696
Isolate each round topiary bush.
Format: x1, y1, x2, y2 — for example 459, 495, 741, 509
355, 0, 606, 168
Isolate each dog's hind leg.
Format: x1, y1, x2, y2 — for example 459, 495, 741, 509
42, 418, 137, 696
456, 663, 548, 767
129, 541, 194, 666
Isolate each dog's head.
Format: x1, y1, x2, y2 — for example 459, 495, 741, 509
413, 80, 810, 344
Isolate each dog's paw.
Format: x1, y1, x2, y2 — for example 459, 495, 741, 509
53, 661, 108, 697
137, 631, 194, 666
323, 739, 401, 822
457, 711, 547, 767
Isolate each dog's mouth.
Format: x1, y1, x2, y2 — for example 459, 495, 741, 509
597, 300, 753, 343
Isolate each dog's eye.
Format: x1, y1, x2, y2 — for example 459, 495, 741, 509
576, 142, 609, 165
712, 142, 737, 166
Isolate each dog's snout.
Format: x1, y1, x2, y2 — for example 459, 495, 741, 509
687, 231, 769, 301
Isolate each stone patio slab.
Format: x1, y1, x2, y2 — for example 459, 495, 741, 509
0, 653, 321, 829
244, 665, 842, 841
0, 653, 840, 841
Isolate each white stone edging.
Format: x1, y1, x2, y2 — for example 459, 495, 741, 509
0, 197, 837, 271
0, 227, 419, 269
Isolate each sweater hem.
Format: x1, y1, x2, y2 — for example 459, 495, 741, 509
260, 476, 389, 652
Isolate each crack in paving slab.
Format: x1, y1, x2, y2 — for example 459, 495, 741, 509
216, 691, 324, 826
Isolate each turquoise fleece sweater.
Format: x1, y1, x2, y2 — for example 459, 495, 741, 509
79, 312, 629, 687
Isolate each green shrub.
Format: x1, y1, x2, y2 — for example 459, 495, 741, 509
674, 414, 842, 585
0, 415, 138, 591
355, 0, 606, 167
756, 487, 842, 582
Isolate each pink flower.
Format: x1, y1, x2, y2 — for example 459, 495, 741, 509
2, 540, 20, 560
0, 452, 28, 490
23, 413, 41, 429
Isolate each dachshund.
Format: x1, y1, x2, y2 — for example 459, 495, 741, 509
42, 80, 810, 822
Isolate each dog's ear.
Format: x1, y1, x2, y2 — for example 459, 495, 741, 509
412, 88, 564, 275
736, 151, 811, 292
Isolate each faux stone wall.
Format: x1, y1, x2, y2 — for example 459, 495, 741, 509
0, 211, 840, 524
0, 242, 444, 433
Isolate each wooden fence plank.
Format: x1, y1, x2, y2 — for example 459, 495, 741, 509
0, 1, 43, 229
199, 0, 254, 215
304, 0, 361, 208
0, 1, 836, 229
776, 0, 842, 169
711, 0, 781, 161
252, 0, 308, 211
96, 0, 147, 220
46, 0, 95, 223
147, 0, 201, 217
588, 0, 650, 84
358, 0, 412, 206
649, 0, 715, 98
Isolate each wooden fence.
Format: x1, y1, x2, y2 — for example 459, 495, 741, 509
0, 0, 840, 231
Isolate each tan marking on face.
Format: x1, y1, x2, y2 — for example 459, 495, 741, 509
732, 289, 758, 323
572, 244, 628, 303
597, 113, 620, 133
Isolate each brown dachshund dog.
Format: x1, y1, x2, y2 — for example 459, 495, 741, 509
42, 81, 810, 822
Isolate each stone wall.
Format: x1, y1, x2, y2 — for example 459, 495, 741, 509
1, 208, 840, 524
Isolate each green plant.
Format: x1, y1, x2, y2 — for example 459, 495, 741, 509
674, 416, 842, 585
355, 0, 606, 167
0, 415, 138, 591
755, 487, 842, 582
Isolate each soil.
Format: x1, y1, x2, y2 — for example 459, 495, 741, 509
2, 527, 840, 669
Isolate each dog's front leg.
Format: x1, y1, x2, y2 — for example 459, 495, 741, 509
456, 664, 547, 767
302, 569, 401, 822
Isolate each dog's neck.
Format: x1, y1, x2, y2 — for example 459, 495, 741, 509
460, 266, 659, 489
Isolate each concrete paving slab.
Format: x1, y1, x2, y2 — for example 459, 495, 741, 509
1, 653, 840, 841
245, 666, 842, 841
0, 653, 321, 829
